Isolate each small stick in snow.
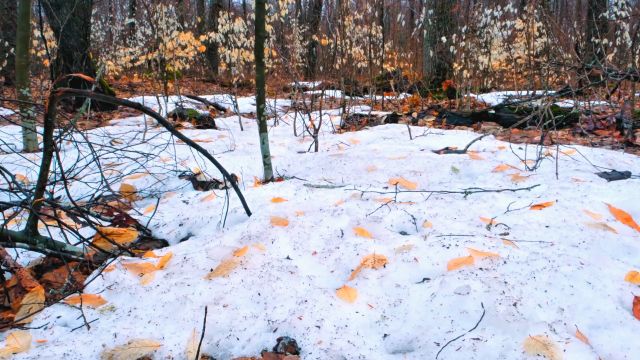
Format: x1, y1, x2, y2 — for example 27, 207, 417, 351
432, 134, 489, 154
435, 302, 485, 359
194, 306, 208, 360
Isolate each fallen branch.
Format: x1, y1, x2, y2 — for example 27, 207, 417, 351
433, 134, 489, 154
436, 302, 485, 359
184, 94, 228, 112
349, 184, 540, 198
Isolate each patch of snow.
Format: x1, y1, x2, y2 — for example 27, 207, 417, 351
471, 90, 556, 106
0, 107, 15, 117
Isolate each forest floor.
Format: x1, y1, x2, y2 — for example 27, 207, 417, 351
1, 87, 640, 359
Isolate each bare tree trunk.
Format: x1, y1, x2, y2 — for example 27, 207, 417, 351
255, 0, 274, 182
585, 0, 608, 65
42, 0, 116, 110
304, 0, 324, 80
422, 0, 454, 89
0, 0, 16, 87
206, 0, 222, 76
16, 0, 38, 153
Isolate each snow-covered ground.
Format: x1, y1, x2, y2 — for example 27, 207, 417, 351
1, 94, 640, 359
0, 107, 15, 117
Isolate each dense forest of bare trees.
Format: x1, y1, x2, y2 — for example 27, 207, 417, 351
0, 0, 638, 97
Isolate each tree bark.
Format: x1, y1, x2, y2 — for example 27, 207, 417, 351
585, 0, 608, 65
422, 0, 455, 89
206, 0, 222, 76
42, 0, 116, 110
16, 0, 38, 153
254, 0, 274, 182
304, 0, 324, 80
0, 0, 16, 87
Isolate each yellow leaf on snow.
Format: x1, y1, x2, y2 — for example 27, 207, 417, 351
336, 285, 358, 303
157, 252, 173, 270
233, 246, 249, 257
467, 247, 500, 259
270, 216, 289, 227
200, 192, 217, 202
584, 222, 618, 234
142, 250, 160, 258
348, 254, 388, 281
143, 204, 156, 215
92, 227, 139, 252
271, 197, 288, 203
625, 270, 640, 285
295, 210, 305, 217
422, 220, 433, 228
530, 201, 555, 210
122, 262, 157, 277
468, 152, 484, 160
63, 294, 107, 308
123, 173, 148, 181
353, 227, 373, 239
605, 203, 640, 232
185, 329, 199, 360
502, 239, 519, 248
375, 197, 394, 203
447, 255, 475, 271
492, 164, 514, 172
574, 327, 590, 345
388, 177, 418, 190
510, 173, 530, 183
14, 286, 45, 324
0, 331, 32, 358
479, 217, 495, 225
205, 258, 240, 279
119, 183, 138, 202
583, 209, 603, 221
522, 335, 561, 360
100, 339, 162, 360
560, 148, 577, 156
139, 272, 156, 286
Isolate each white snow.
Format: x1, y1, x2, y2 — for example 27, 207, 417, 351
2, 94, 640, 359
0, 107, 15, 117
471, 90, 556, 106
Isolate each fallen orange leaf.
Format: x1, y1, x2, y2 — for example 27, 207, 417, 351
334, 199, 345, 206
295, 210, 305, 216
633, 296, 640, 321
271, 197, 288, 203
530, 201, 555, 210
388, 177, 418, 190
233, 246, 249, 257
447, 255, 475, 271
348, 254, 388, 281
270, 216, 289, 227
143, 204, 156, 215
422, 220, 433, 228
583, 209, 603, 221
575, 327, 590, 345
205, 258, 240, 279
353, 227, 373, 239
200, 192, 217, 202
510, 173, 529, 183
502, 239, 518, 248
625, 270, 640, 285
119, 183, 138, 202
585, 222, 618, 233
122, 262, 157, 277
336, 285, 358, 303
467, 247, 500, 258
560, 149, 577, 156
492, 164, 512, 172
606, 203, 640, 232
468, 152, 484, 160
142, 250, 160, 258
64, 294, 107, 308
479, 216, 495, 225
156, 252, 173, 270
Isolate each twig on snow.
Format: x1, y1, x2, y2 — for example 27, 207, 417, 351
435, 302, 486, 359
194, 306, 208, 360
